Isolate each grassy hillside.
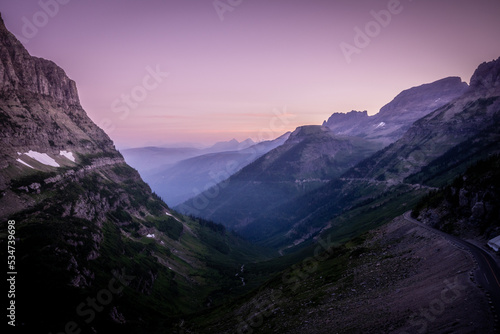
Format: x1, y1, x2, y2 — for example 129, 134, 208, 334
0, 159, 274, 333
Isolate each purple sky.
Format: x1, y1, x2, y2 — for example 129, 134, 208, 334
2, 0, 500, 148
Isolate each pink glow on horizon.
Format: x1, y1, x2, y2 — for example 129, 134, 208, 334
1, 0, 500, 148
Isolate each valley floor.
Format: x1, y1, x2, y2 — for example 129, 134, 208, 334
180, 215, 496, 333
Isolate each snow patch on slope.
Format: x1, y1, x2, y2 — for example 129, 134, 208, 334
59, 150, 75, 162
23, 150, 60, 167
16, 159, 35, 169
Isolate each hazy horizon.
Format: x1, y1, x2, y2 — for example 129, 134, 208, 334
2, 0, 500, 147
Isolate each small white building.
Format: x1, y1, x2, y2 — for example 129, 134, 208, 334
487, 235, 500, 252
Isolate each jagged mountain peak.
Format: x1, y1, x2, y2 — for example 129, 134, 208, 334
323, 77, 469, 145
469, 57, 500, 94
207, 137, 256, 152
0, 13, 79, 105
240, 137, 256, 146
322, 110, 368, 126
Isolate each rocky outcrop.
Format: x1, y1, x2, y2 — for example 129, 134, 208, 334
322, 110, 368, 134
0, 14, 79, 104
469, 57, 500, 93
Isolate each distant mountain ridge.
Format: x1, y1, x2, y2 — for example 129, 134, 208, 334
346, 57, 500, 185
179, 59, 500, 249
323, 76, 468, 145
120, 146, 202, 175
178, 124, 382, 231
140, 132, 290, 206
129, 77, 468, 213
121, 137, 277, 175
230, 125, 381, 182
269, 57, 500, 248
206, 137, 256, 153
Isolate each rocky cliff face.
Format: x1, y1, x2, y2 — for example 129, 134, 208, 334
0, 13, 118, 197
323, 77, 469, 145
0, 14, 268, 333
0, 15, 79, 104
